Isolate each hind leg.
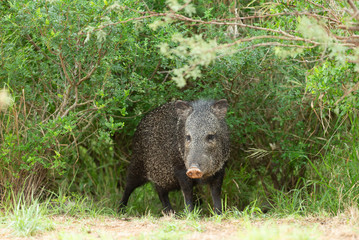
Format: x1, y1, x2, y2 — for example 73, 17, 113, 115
119, 171, 148, 211
155, 185, 174, 214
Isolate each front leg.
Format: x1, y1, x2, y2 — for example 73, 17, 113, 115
209, 168, 225, 214
155, 185, 174, 215
175, 168, 194, 212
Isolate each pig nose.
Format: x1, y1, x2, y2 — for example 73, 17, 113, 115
186, 166, 203, 179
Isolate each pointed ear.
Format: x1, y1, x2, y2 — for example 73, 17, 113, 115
211, 99, 228, 119
175, 100, 193, 120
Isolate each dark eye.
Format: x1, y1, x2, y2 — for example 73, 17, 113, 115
186, 135, 191, 142
207, 134, 216, 141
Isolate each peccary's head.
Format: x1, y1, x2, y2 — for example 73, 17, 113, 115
175, 99, 230, 179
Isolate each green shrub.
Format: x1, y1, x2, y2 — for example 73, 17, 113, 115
1, 0, 359, 216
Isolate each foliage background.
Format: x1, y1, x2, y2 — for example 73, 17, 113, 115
1, 0, 359, 215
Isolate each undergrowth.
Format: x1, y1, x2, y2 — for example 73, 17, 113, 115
1, 1, 359, 238
7, 199, 54, 237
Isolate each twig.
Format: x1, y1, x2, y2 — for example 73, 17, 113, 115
148, 59, 162, 81
335, 80, 359, 105
348, 0, 359, 21
25, 35, 59, 66
77, 44, 105, 86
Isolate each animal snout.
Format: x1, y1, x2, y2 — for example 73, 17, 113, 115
186, 166, 203, 179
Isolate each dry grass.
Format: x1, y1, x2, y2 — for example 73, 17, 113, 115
1, 215, 359, 240
0, 88, 13, 111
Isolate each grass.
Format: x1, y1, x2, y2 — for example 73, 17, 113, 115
2, 190, 117, 237
139, 220, 190, 240
47, 190, 116, 217
1, 195, 358, 239
7, 199, 54, 237
0, 177, 354, 238
0, 182, 355, 239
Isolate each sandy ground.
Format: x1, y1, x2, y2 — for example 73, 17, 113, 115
1, 215, 359, 239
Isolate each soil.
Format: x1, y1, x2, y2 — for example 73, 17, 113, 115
1, 215, 359, 239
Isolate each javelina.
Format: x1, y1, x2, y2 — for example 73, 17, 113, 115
119, 99, 230, 214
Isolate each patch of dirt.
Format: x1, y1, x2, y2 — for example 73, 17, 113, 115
2, 216, 359, 239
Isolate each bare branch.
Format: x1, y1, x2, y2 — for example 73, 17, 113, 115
59, 53, 73, 85
335, 79, 359, 105
217, 35, 320, 50
217, 11, 341, 24
77, 43, 105, 86
25, 35, 59, 66
348, 0, 359, 21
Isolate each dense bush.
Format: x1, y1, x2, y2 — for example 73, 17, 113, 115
1, 0, 359, 215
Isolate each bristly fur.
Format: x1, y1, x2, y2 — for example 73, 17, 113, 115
120, 99, 230, 214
